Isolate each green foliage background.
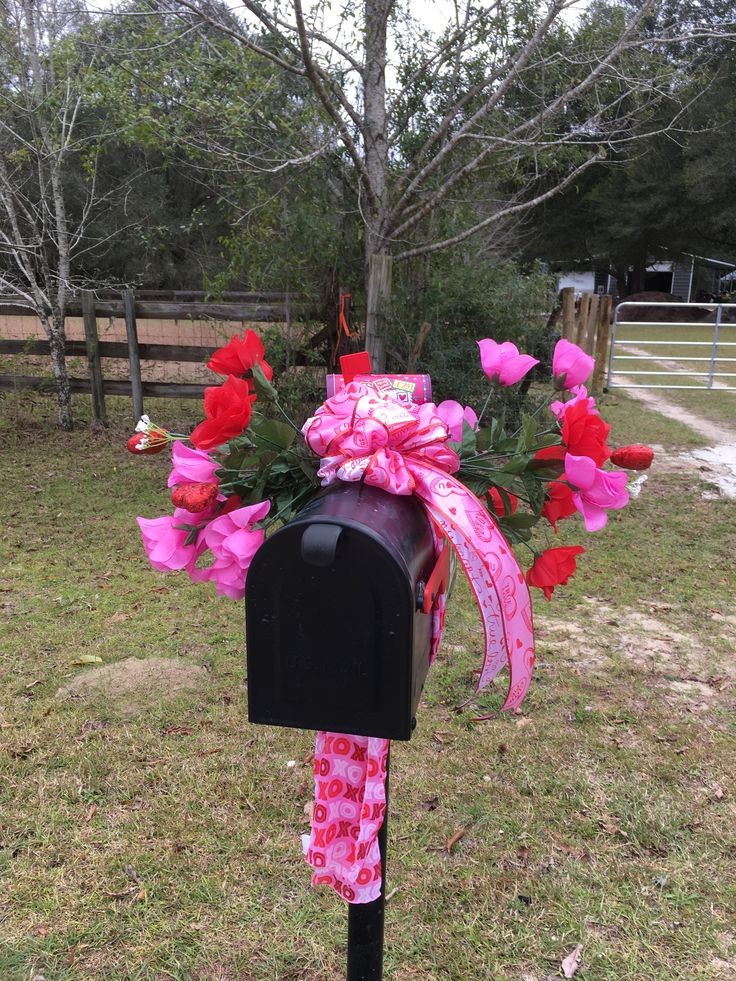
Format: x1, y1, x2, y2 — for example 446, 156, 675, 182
390, 258, 558, 411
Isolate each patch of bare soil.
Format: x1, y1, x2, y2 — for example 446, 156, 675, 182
538, 600, 735, 710
56, 657, 210, 717
709, 936, 736, 980
709, 957, 736, 980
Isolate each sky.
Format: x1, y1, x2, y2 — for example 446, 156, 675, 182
81, 0, 590, 94
83, 0, 590, 38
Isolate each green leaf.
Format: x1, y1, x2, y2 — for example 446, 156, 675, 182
298, 458, 319, 481
489, 418, 507, 448
521, 472, 546, 511
475, 426, 493, 452
73, 655, 103, 665
528, 458, 565, 479
249, 418, 296, 451
501, 525, 533, 544
518, 412, 538, 452
501, 513, 539, 530
449, 420, 478, 459
273, 488, 296, 520
459, 419, 478, 457
535, 434, 564, 450
501, 455, 532, 474
458, 463, 517, 493
463, 477, 491, 497
251, 361, 279, 402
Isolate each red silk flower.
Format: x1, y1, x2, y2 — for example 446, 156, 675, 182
127, 432, 167, 455
537, 398, 611, 467
189, 375, 256, 450
487, 487, 519, 516
541, 479, 577, 531
610, 444, 654, 470
208, 329, 274, 380
561, 400, 611, 465
526, 545, 585, 600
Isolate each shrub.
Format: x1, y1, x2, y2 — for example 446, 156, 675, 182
389, 258, 558, 421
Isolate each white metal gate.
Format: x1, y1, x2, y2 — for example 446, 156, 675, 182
606, 301, 736, 392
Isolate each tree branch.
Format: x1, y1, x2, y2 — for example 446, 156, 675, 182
168, 0, 307, 76
394, 151, 604, 261
388, 0, 660, 243
254, 5, 364, 76
292, 0, 376, 210
386, 0, 568, 231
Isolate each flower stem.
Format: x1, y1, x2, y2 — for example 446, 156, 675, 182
273, 398, 302, 435
264, 486, 314, 530
521, 540, 540, 560
476, 383, 498, 426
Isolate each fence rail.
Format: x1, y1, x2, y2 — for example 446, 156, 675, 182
0, 288, 309, 423
0, 301, 294, 320
0, 338, 216, 363
606, 301, 736, 392
0, 374, 207, 400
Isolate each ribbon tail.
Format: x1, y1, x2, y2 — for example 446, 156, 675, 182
411, 464, 535, 712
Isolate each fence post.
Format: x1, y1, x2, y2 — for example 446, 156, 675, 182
583, 293, 600, 356
575, 293, 590, 347
591, 295, 612, 391
123, 289, 144, 421
561, 287, 575, 340
708, 304, 723, 390
81, 290, 108, 426
605, 302, 620, 389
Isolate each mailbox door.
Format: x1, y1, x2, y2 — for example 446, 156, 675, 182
246, 485, 435, 740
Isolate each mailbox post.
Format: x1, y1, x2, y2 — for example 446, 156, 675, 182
346, 752, 388, 981
246, 481, 445, 979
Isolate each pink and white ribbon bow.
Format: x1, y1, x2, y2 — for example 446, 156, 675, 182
301, 383, 534, 902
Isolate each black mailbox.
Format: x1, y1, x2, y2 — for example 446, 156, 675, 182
245, 482, 439, 740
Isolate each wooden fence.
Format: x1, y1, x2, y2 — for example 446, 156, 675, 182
1, 286, 615, 425
558, 287, 613, 391
0, 289, 309, 424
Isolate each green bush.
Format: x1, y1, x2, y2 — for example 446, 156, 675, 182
389, 258, 558, 421
260, 324, 327, 422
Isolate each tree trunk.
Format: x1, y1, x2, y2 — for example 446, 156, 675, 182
365, 253, 392, 368
628, 257, 648, 296
363, 0, 392, 369
45, 313, 73, 430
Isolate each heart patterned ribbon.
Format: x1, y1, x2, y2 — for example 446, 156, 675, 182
301, 382, 534, 903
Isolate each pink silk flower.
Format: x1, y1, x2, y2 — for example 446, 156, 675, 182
167, 441, 222, 489
565, 453, 629, 531
477, 339, 539, 386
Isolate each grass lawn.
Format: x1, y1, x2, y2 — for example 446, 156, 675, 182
1, 389, 735, 980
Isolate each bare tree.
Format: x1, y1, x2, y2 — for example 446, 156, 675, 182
0, 0, 118, 428
160, 0, 722, 368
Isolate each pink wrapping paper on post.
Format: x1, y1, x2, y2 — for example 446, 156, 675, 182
301, 382, 534, 903
304, 732, 389, 903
